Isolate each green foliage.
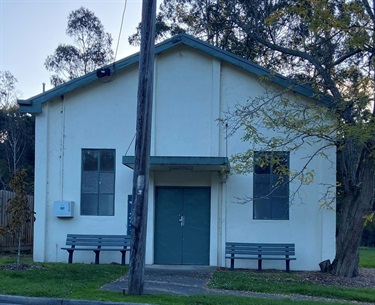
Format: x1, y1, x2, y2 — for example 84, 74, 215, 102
129, 0, 267, 61
0, 72, 34, 190
45, 7, 113, 86
2, 170, 31, 235
145, 0, 375, 277
217, 0, 375, 277
0, 169, 34, 266
224, 87, 336, 206
0, 106, 35, 190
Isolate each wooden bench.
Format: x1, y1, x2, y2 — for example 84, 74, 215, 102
225, 242, 296, 272
61, 234, 131, 265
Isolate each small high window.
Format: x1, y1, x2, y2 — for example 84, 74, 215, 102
81, 149, 115, 216
253, 151, 289, 220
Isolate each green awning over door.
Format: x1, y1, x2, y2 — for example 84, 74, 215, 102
122, 156, 229, 172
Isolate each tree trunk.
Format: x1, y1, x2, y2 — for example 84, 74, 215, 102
17, 230, 21, 267
332, 195, 364, 277
332, 142, 375, 277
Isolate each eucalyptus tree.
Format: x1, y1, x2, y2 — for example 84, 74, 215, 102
45, 7, 114, 86
0, 71, 34, 190
0, 106, 35, 190
0, 71, 18, 108
129, 0, 267, 61
225, 0, 375, 277
141, 0, 375, 277
130, 0, 374, 277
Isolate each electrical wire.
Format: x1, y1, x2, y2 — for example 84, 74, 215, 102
124, 133, 136, 156
114, 0, 128, 62
101, 0, 128, 83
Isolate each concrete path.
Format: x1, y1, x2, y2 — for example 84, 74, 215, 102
101, 265, 375, 304
101, 265, 301, 299
101, 265, 216, 296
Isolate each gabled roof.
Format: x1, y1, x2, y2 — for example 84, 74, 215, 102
18, 33, 332, 114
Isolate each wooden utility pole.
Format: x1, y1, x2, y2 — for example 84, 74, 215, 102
127, 0, 156, 296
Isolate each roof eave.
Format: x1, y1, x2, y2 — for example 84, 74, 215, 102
17, 52, 142, 114
17, 33, 333, 113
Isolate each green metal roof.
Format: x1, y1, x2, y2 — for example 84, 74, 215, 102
122, 156, 229, 172
18, 33, 333, 114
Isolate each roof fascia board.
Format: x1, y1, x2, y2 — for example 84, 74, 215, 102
17, 37, 181, 114
18, 52, 141, 114
18, 33, 332, 113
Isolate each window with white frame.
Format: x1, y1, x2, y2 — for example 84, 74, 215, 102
253, 151, 289, 220
81, 149, 115, 216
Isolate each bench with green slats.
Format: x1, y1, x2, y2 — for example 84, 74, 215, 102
61, 234, 131, 265
225, 242, 296, 272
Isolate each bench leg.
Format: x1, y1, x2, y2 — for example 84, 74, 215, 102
94, 250, 100, 264
286, 260, 290, 272
121, 250, 126, 265
230, 258, 234, 270
67, 250, 74, 264
258, 259, 262, 271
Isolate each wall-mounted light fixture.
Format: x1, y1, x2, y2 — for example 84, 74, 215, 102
96, 68, 111, 78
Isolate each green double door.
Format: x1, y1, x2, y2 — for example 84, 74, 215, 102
154, 187, 210, 265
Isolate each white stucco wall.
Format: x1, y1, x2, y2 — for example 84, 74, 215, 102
220, 62, 336, 270
34, 65, 139, 264
33, 45, 336, 270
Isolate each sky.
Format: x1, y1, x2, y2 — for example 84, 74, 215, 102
0, 0, 162, 99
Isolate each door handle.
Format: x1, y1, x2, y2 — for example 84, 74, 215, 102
179, 215, 185, 227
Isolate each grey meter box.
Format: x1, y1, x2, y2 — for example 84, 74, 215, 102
54, 201, 74, 218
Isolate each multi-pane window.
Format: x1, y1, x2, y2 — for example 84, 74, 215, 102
253, 151, 289, 220
81, 149, 115, 216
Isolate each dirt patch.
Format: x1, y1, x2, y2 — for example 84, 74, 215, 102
295, 268, 375, 288
0, 264, 45, 271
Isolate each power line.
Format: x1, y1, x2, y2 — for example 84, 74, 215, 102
114, 0, 128, 62
124, 133, 136, 156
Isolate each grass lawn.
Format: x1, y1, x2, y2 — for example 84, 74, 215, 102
0, 249, 374, 305
210, 270, 374, 303
360, 247, 375, 268
211, 247, 375, 304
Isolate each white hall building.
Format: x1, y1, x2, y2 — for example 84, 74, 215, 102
19, 34, 336, 270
